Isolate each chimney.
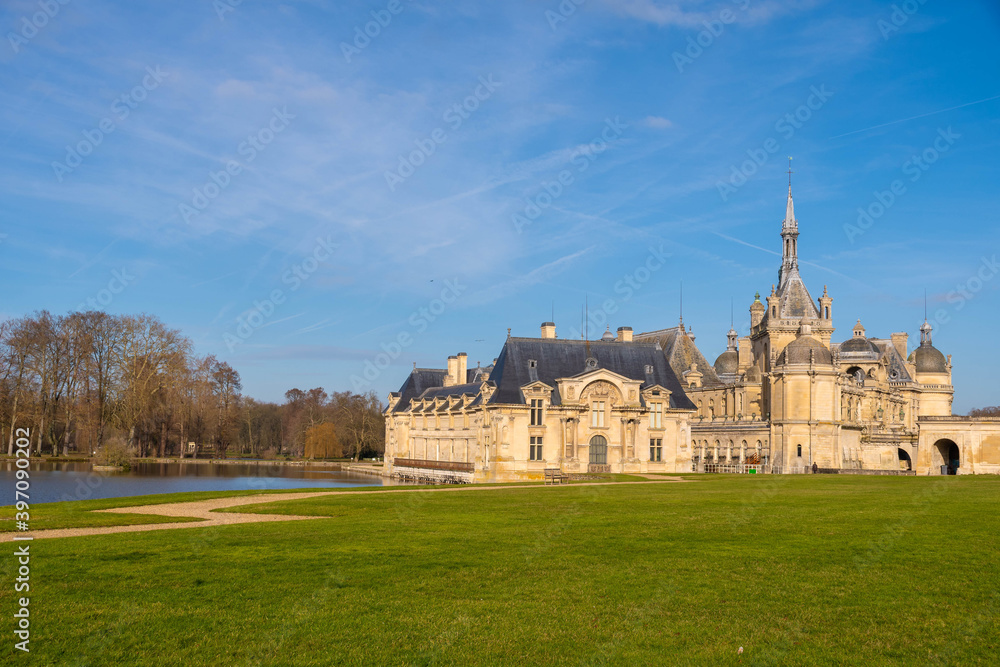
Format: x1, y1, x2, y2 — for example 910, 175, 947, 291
616, 326, 633, 343
457, 352, 468, 384
738, 337, 752, 370
890, 333, 908, 360
445, 355, 458, 387
540, 322, 556, 339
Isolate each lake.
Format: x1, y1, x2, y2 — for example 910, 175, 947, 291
2, 460, 403, 504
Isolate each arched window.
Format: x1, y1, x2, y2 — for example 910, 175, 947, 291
589, 435, 607, 465
797, 444, 802, 457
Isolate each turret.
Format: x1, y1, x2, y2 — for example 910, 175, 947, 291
750, 292, 765, 328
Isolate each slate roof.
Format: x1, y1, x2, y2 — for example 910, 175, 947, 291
777, 335, 833, 365
909, 343, 948, 373
840, 335, 881, 358
488, 337, 696, 410
765, 268, 821, 324
871, 340, 915, 382
633, 325, 723, 387
390, 368, 448, 412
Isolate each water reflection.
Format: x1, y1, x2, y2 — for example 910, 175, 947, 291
0, 460, 405, 505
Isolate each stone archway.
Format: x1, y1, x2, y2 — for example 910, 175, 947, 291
934, 439, 960, 475
897, 447, 912, 471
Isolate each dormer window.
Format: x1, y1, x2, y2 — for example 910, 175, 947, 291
645, 365, 654, 374
530, 399, 543, 426
591, 401, 606, 428
528, 359, 537, 369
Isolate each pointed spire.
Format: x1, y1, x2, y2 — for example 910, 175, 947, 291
679, 281, 684, 326
783, 157, 796, 231
779, 160, 799, 286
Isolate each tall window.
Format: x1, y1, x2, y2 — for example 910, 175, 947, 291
649, 438, 662, 462
650, 402, 662, 429
797, 444, 802, 457
591, 401, 605, 428
530, 399, 543, 426
589, 435, 607, 465
529, 436, 543, 461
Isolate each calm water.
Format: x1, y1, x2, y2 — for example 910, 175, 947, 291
1, 460, 401, 504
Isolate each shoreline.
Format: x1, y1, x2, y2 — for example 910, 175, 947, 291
0, 455, 383, 470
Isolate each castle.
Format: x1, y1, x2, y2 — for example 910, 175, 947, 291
383, 183, 1000, 482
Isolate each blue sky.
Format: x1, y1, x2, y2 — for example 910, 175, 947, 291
2, 0, 998, 412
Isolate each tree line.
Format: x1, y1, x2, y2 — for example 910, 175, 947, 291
0, 311, 384, 460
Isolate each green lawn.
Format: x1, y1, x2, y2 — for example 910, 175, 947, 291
2, 475, 999, 665
0, 488, 345, 533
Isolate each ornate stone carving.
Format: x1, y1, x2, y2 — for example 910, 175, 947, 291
581, 380, 621, 406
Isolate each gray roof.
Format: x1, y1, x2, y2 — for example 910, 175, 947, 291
909, 343, 948, 373
869, 339, 915, 382
839, 335, 881, 359
390, 368, 448, 412
488, 337, 696, 410
714, 350, 739, 376
778, 335, 833, 366
634, 325, 723, 387
766, 268, 821, 324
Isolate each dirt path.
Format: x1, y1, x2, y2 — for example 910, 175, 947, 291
1, 477, 691, 542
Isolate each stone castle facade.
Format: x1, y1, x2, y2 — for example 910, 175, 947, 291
383, 184, 1000, 482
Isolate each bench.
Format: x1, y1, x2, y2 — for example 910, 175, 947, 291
544, 468, 569, 485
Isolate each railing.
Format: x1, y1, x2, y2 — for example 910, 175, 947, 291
392, 458, 474, 473
703, 464, 763, 474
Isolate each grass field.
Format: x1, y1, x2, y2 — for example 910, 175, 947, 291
2, 475, 999, 665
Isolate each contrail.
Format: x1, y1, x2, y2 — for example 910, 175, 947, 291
829, 93, 1000, 140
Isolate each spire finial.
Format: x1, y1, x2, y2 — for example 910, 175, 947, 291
507, 327, 511, 338
787, 156, 793, 189
679, 281, 683, 325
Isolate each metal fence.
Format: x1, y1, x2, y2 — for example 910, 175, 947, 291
702, 463, 764, 474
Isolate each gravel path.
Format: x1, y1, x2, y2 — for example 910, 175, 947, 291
1, 477, 691, 542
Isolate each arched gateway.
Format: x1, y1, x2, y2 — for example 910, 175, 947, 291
934, 439, 960, 475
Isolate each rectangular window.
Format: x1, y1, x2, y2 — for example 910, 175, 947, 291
530, 399, 543, 426
650, 438, 662, 462
650, 402, 663, 429
591, 401, 605, 428
530, 436, 543, 461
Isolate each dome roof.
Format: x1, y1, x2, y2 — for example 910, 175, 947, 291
909, 344, 948, 373
713, 350, 739, 375
745, 363, 762, 382
778, 335, 833, 366
839, 336, 881, 358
